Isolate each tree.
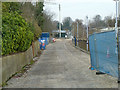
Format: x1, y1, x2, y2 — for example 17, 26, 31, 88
35, 2, 44, 29
104, 16, 115, 27
62, 17, 73, 30
42, 10, 57, 34
93, 15, 101, 22
2, 2, 21, 13
2, 2, 34, 55
21, 2, 42, 40
75, 19, 83, 26
72, 19, 85, 39
93, 15, 105, 28
89, 15, 106, 29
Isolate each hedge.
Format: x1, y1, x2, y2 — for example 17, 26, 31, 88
2, 11, 34, 55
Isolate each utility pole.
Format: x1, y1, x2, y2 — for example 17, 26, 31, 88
113, 0, 119, 37
59, 4, 61, 38
116, 0, 118, 38
116, 0, 120, 83
77, 22, 79, 46
86, 16, 89, 51
43, 2, 61, 38
113, 0, 120, 83
73, 25, 74, 37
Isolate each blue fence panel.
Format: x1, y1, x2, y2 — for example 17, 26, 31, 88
89, 34, 97, 70
89, 30, 118, 78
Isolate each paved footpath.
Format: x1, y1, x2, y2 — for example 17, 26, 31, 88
4, 39, 118, 88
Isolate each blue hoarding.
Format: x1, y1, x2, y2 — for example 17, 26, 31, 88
89, 30, 118, 78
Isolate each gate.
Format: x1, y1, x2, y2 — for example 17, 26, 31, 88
89, 30, 118, 77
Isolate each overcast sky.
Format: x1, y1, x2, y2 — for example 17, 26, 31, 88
44, 0, 117, 22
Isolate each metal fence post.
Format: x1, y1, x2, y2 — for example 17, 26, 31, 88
94, 33, 99, 71
77, 22, 79, 46
75, 36, 76, 46
86, 16, 89, 51
118, 28, 120, 83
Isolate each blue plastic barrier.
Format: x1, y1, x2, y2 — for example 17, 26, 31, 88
38, 38, 46, 50
42, 37, 49, 46
41, 32, 49, 46
89, 30, 118, 78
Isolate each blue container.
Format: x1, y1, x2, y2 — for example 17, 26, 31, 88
41, 32, 50, 46
42, 37, 49, 46
38, 38, 46, 50
41, 33, 49, 38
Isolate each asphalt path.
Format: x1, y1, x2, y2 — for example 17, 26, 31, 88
4, 39, 118, 88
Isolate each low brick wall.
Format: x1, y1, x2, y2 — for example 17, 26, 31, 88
1, 41, 40, 85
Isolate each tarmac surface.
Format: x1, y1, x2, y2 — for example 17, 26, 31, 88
4, 39, 118, 88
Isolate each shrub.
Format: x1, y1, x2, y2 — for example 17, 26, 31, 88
2, 11, 34, 55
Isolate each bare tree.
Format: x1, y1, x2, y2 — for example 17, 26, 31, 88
42, 10, 56, 34
104, 16, 115, 27
72, 19, 86, 39
62, 17, 73, 30
91, 15, 106, 29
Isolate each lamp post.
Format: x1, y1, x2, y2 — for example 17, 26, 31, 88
77, 22, 79, 46
114, 0, 119, 37
113, 0, 120, 83
86, 16, 89, 51
118, 5, 120, 84
73, 24, 74, 38
44, 2, 61, 38
59, 4, 61, 38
